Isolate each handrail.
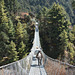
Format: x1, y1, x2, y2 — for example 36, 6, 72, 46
43, 53, 75, 75
0, 55, 29, 69
45, 54, 75, 68
0, 52, 33, 75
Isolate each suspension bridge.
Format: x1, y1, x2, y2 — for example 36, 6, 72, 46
0, 22, 75, 75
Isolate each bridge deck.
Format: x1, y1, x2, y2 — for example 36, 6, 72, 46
29, 56, 47, 75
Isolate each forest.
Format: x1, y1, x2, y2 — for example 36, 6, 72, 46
5, 0, 75, 25
0, 0, 75, 66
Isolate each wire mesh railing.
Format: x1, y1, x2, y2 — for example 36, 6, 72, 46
0, 50, 75, 75
43, 54, 75, 75
0, 53, 33, 75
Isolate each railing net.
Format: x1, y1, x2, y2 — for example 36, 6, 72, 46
43, 53, 75, 75
0, 53, 33, 75
0, 50, 75, 75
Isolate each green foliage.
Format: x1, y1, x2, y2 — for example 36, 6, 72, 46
72, 0, 75, 9
59, 30, 68, 50
68, 42, 75, 64
0, 0, 9, 63
15, 21, 29, 59
16, 21, 24, 40
18, 41, 26, 59
0, 0, 75, 66
0, 31, 9, 65
72, 25, 75, 46
8, 18, 15, 40
59, 30, 69, 62
39, 3, 75, 65
0, 0, 29, 65
68, 31, 75, 42
0, 31, 9, 43
0, 0, 9, 32
8, 41, 18, 62
47, 3, 71, 31
0, 32, 9, 59
4, 0, 20, 14
26, 21, 35, 51
17, 0, 75, 24
72, 25, 75, 36
40, 3, 71, 58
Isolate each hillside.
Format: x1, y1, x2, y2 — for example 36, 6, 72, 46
17, 0, 75, 25
0, 0, 75, 66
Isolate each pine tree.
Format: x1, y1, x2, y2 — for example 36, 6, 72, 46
8, 18, 15, 40
0, 0, 18, 65
72, 0, 75, 9
0, 0, 9, 65
0, 32, 9, 60
13, 0, 19, 14
68, 42, 75, 65
4, 0, 20, 14
18, 41, 26, 59
68, 30, 75, 42
25, 17, 35, 51
8, 41, 18, 62
0, 0, 9, 32
47, 3, 71, 32
68, 25, 75, 65
16, 21, 24, 41
37, 7, 49, 55
72, 25, 75, 45
15, 21, 28, 59
48, 3, 71, 58
72, 25, 75, 35
59, 30, 69, 62
40, 3, 71, 59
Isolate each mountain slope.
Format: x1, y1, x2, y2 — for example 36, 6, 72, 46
17, 0, 75, 25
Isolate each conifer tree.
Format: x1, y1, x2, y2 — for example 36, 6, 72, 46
15, 21, 28, 59
72, 25, 75, 45
68, 42, 75, 64
65, 25, 75, 64
0, 0, 18, 65
0, 32, 9, 61
40, 3, 71, 59
68, 31, 75, 42
8, 41, 18, 62
26, 21, 35, 50
16, 21, 24, 42
0, 0, 9, 63
18, 41, 26, 59
68, 25, 75, 64
0, 0, 9, 32
72, 25, 75, 36
72, 0, 75, 9
13, 0, 19, 14
8, 18, 15, 40
59, 30, 69, 62
4, 0, 20, 14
